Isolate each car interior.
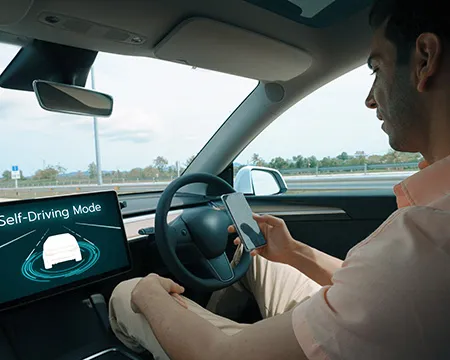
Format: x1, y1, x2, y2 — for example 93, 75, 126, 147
0, 0, 399, 359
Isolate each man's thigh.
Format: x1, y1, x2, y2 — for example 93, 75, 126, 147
208, 246, 321, 319
109, 278, 248, 359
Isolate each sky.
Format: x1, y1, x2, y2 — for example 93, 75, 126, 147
0, 43, 391, 177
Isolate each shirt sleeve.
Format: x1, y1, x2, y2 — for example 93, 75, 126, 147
292, 206, 450, 360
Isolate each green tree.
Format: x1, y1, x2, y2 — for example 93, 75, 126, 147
336, 152, 349, 161
292, 155, 306, 169
143, 166, 158, 179
153, 156, 168, 172
33, 166, 59, 180
128, 168, 144, 180
306, 156, 318, 168
268, 157, 289, 170
250, 153, 267, 167
88, 162, 98, 179
2, 170, 11, 180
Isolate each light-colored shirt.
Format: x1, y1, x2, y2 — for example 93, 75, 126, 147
292, 156, 450, 360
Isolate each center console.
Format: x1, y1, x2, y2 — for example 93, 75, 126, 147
0, 292, 144, 360
0, 191, 145, 359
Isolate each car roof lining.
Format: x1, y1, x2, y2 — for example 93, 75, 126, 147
0, 0, 372, 81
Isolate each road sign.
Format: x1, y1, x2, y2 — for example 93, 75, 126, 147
11, 165, 20, 180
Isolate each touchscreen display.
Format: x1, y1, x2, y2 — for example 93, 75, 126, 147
0, 191, 131, 310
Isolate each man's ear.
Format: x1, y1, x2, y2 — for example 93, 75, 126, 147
415, 33, 442, 92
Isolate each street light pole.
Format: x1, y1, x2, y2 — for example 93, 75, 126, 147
90, 67, 103, 186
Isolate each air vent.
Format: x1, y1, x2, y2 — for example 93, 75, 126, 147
38, 12, 147, 45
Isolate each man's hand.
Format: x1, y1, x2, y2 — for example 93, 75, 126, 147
131, 274, 188, 313
229, 214, 298, 264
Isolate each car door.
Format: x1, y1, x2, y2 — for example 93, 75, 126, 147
231, 65, 420, 260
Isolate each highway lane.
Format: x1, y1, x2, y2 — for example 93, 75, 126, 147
0, 172, 410, 199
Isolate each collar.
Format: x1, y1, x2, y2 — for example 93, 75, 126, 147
394, 157, 450, 208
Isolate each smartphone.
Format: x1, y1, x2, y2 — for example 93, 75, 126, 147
221, 192, 267, 252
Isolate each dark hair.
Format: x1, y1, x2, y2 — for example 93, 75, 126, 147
369, 0, 450, 64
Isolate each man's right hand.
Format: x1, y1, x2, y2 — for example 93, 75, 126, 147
228, 214, 298, 264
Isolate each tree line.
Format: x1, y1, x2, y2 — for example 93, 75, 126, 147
1, 151, 422, 182
1, 156, 196, 182
246, 150, 423, 171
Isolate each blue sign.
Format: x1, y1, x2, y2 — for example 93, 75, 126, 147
12, 166, 18, 172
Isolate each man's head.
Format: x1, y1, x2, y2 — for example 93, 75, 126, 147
365, 0, 450, 155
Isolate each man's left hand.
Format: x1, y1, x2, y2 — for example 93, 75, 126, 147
131, 273, 188, 313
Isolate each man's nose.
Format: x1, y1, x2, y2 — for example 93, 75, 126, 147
365, 88, 377, 109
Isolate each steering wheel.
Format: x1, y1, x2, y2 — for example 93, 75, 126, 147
154, 173, 251, 291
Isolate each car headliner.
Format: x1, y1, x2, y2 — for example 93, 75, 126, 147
0, 0, 374, 177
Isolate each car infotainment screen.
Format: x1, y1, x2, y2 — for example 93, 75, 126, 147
0, 191, 131, 310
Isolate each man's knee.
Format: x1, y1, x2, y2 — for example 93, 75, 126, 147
109, 278, 170, 358
109, 278, 146, 352
111, 278, 142, 301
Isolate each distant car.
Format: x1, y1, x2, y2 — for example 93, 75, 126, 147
42, 233, 82, 269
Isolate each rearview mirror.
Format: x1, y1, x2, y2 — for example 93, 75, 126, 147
32, 80, 113, 117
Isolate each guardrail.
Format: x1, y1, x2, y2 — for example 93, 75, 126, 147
280, 162, 419, 175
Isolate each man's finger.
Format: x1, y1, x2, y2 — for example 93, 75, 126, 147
233, 237, 241, 245
161, 277, 185, 294
253, 213, 283, 227
171, 293, 188, 309
228, 225, 236, 233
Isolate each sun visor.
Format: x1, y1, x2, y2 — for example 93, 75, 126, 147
0, 0, 33, 25
154, 18, 312, 81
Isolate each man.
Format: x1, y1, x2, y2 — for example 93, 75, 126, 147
109, 0, 450, 358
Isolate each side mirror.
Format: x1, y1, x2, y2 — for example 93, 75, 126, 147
32, 80, 113, 117
234, 166, 288, 196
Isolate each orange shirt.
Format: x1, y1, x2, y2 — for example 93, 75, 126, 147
293, 157, 450, 359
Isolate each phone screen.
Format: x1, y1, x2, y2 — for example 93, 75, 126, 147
222, 192, 267, 251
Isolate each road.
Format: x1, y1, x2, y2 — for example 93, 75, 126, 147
0, 172, 414, 199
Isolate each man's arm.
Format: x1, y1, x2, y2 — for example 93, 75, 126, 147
285, 241, 343, 286
238, 214, 343, 286
132, 276, 308, 360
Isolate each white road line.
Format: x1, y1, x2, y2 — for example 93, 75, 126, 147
75, 222, 121, 230
25, 248, 35, 261
0, 230, 36, 250
26, 228, 50, 261
65, 225, 96, 247
83, 238, 95, 246
63, 226, 82, 238
40, 228, 50, 241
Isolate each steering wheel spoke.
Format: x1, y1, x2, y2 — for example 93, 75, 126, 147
202, 253, 234, 282
167, 216, 192, 247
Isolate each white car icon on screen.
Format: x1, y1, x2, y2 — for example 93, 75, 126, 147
42, 233, 82, 269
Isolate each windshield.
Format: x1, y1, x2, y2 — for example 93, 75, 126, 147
0, 44, 257, 201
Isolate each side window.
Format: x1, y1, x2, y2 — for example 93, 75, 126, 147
234, 65, 422, 194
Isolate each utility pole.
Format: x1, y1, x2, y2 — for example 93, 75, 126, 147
90, 67, 103, 186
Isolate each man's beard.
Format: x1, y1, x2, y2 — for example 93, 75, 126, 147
386, 66, 422, 152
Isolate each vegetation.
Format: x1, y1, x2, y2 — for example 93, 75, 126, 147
245, 150, 422, 171
1, 150, 423, 185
